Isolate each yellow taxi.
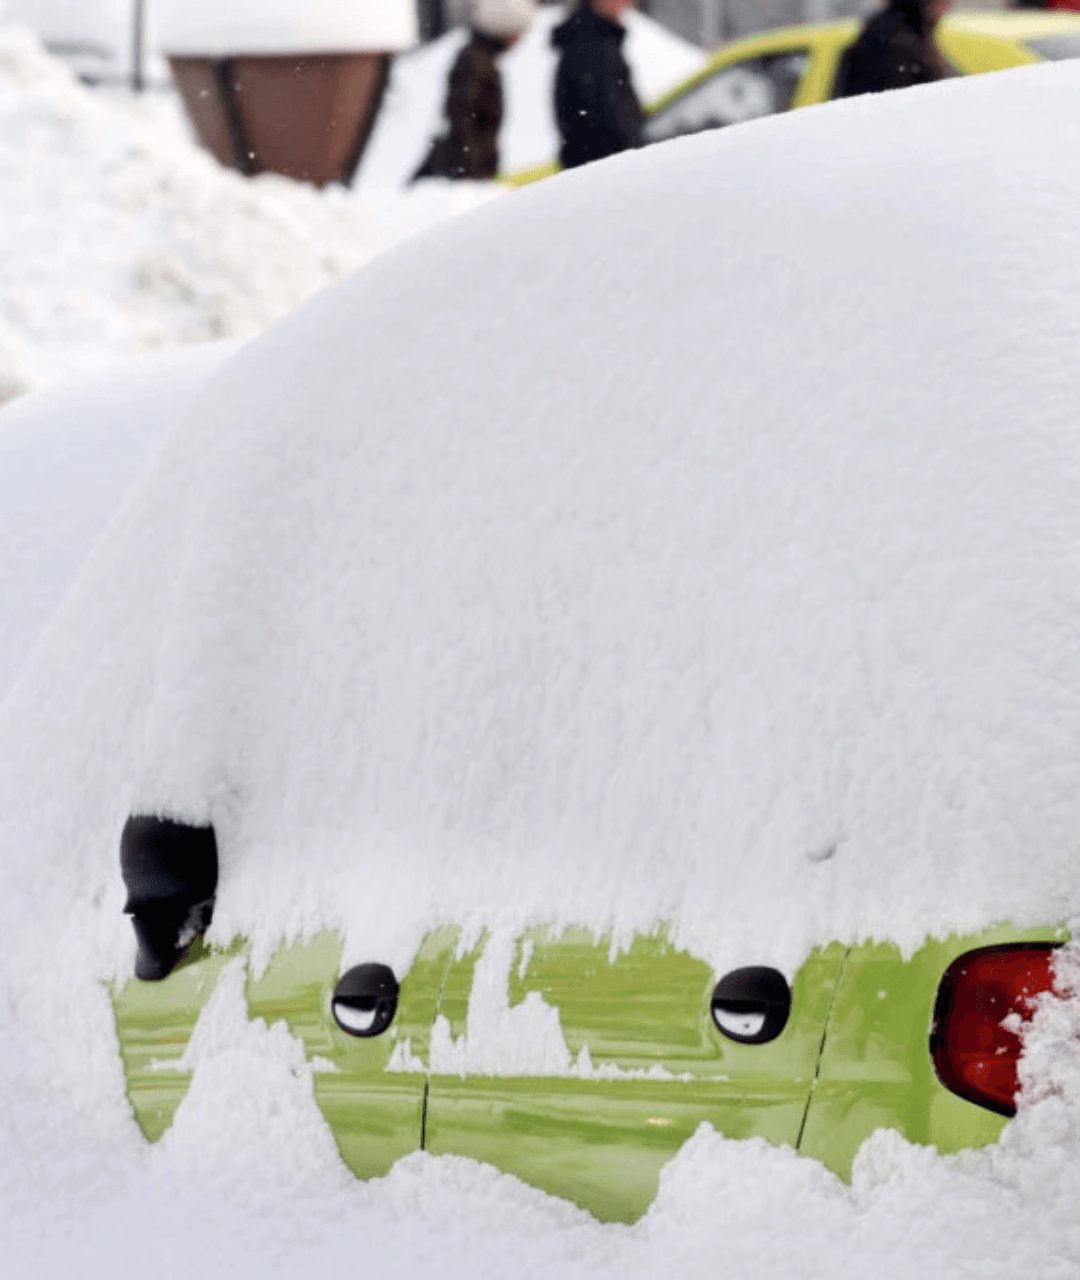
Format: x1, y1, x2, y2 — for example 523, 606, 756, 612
505, 11, 1080, 186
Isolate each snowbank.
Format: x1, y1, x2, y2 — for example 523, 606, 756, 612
0, 25, 497, 399
357, 6, 707, 185
0, 11, 699, 398
1, 951, 1078, 1277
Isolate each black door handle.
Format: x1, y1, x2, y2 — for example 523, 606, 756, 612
332, 963, 399, 1037
710, 967, 791, 1044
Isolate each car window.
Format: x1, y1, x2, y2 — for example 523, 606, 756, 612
644, 52, 808, 144
1024, 35, 1080, 61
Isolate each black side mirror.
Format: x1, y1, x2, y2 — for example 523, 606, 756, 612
120, 816, 218, 981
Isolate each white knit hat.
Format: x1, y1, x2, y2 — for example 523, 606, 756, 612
469, 0, 538, 39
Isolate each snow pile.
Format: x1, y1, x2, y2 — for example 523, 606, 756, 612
357, 6, 706, 184
0, 25, 497, 399
0, 9, 701, 397
1018, 943, 1080, 1112
2, 975, 1080, 1277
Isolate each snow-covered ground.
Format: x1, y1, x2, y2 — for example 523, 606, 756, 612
3, 19, 1080, 1280
2, 1044, 1078, 1280
0, 10, 702, 400
0, 26, 500, 401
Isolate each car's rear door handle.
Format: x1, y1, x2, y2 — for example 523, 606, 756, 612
711, 966, 791, 1044
332, 963, 399, 1037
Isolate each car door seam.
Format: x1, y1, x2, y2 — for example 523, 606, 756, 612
421, 933, 461, 1151
796, 945, 852, 1151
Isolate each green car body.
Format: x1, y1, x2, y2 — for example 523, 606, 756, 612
111, 919, 1066, 1222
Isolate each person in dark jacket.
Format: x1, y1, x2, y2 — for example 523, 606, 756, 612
553, 0, 643, 170
414, 0, 537, 181
834, 0, 954, 99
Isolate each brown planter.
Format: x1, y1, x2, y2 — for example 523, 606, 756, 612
169, 51, 391, 185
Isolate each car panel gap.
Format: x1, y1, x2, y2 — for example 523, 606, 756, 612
796, 945, 851, 1151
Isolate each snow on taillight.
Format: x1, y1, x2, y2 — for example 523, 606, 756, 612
930, 944, 1062, 1117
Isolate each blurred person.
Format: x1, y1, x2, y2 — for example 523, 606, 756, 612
553, 0, 643, 170
834, 0, 955, 99
413, 0, 537, 181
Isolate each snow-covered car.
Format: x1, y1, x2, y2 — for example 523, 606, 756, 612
5, 57, 1080, 1227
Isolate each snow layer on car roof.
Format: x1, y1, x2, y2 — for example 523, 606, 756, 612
4, 61, 1080, 985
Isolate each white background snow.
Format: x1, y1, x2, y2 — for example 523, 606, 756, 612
2, 9, 1080, 1279
0, 7, 702, 400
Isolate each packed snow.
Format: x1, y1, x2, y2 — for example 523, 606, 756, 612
3, 24, 1080, 1280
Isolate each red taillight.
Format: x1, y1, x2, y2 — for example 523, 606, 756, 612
930, 943, 1061, 1116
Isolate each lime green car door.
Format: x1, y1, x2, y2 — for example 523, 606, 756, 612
111, 915, 1072, 1216
424, 928, 847, 1223
111, 928, 454, 1178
